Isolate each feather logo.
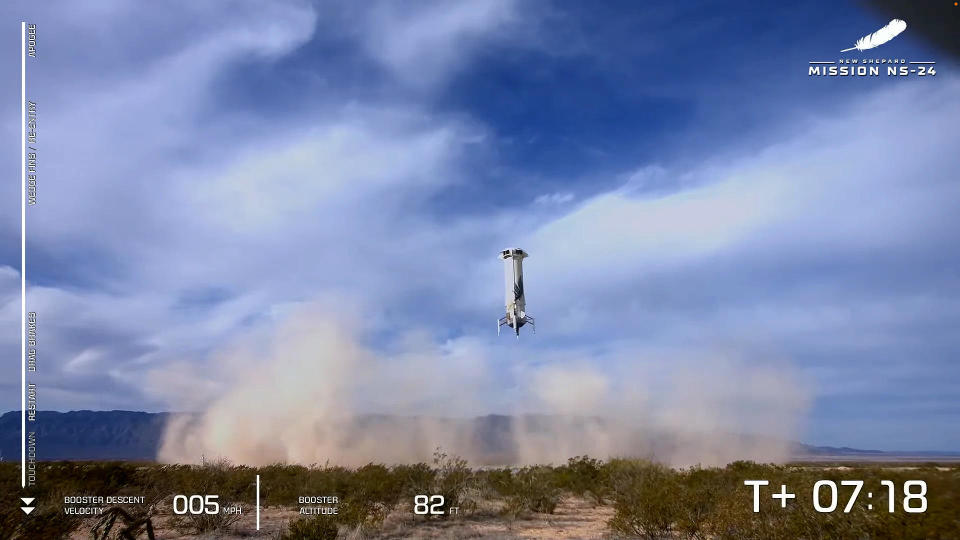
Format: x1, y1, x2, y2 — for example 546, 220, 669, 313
841, 19, 907, 52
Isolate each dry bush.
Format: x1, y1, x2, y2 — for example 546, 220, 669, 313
392, 462, 436, 498
426, 447, 475, 518
171, 509, 241, 535
280, 515, 339, 540
338, 463, 401, 528
489, 466, 563, 519
556, 455, 611, 504
607, 459, 682, 540
168, 458, 245, 535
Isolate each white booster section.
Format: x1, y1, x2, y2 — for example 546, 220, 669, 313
502, 248, 526, 315
498, 248, 534, 337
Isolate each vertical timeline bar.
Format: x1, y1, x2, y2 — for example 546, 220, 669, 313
20, 20, 27, 490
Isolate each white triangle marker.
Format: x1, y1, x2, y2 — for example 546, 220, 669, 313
21, 497, 35, 505
21, 507, 34, 515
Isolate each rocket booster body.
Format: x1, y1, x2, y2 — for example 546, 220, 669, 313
498, 248, 535, 338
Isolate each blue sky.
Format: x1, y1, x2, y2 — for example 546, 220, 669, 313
1, 0, 958, 452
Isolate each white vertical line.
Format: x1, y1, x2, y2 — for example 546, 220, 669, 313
256, 474, 261, 530
20, 21, 27, 490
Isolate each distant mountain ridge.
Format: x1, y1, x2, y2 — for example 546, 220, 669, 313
1, 410, 957, 463
1, 410, 171, 461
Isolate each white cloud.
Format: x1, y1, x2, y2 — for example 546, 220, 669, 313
519, 77, 960, 331
0, 0, 511, 412
534, 192, 574, 206
193, 111, 465, 233
360, 0, 519, 87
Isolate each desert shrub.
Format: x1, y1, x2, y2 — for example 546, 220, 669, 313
0, 462, 169, 540
167, 459, 246, 535
352, 464, 401, 501
16, 461, 145, 503
153, 458, 254, 503
338, 463, 402, 528
556, 455, 611, 504
0, 508, 17, 540
483, 468, 515, 497
9, 507, 81, 540
257, 463, 311, 506
392, 462, 436, 498
428, 447, 475, 518
0, 482, 82, 540
1, 503, 81, 540
608, 459, 682, 540
172, 508, 241, 535
298, 464, 354, 508
493, 466, 563, 518
706, 490, 767, 540
674, 466, 722, 540
281, 515, 339, 540
277, 463, 402, 538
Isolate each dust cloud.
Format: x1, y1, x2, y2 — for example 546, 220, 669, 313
156, 304, 809, 467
